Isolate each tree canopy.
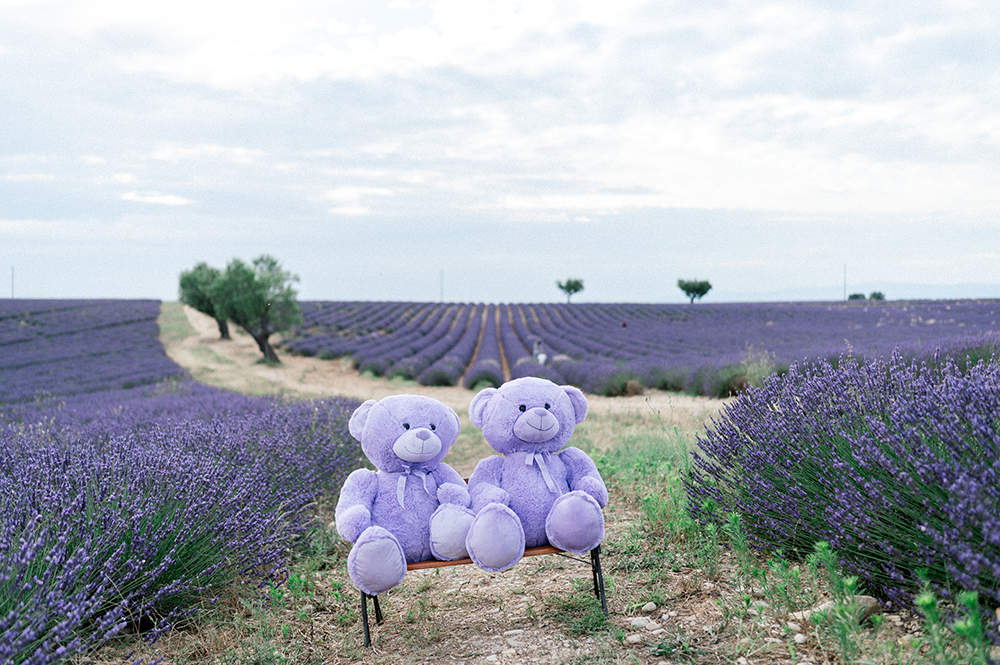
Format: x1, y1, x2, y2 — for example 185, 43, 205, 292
557, 278, 584, 303
678, 279, 712, 304
209, 255, 302, 363
178, 262, 230, 339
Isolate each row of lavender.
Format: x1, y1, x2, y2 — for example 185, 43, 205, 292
686, 351, 1000, 644
280, 300, 1000, 395
0, 300, 186, 403
1, 301, 361, 664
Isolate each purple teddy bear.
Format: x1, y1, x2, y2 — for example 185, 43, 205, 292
335, 394, 475, 596
464, 377, 608, 572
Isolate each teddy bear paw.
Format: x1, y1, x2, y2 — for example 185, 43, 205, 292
347, 526, 407, 596
545, 490, 604, 555
466, 503, 525, 572
429, 503, 475, 560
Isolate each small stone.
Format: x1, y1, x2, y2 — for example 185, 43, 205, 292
630, 617, 649, 629
650, 629, 666, 636
643, 621, 661, 632
701, 581, 715, 591
737, 658, 750, 665
501, 648, 516, 657
444, 588, 459, 596
885, 614, 902, 624
765, 636, 782, 643
485, 657, 498, 663
301, 604, 314, 614
642, 602, 657, 613
794, 633, 808, 644
786, 621, 801, 632
625, 633, 645, 644
503, 629, 524, 636
506, 639, 526, 647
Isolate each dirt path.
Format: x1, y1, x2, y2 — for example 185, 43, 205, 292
161, 303, 727, 429
152, 303, 736, 664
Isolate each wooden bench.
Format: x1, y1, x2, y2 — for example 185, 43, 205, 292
360, 544, 608, 647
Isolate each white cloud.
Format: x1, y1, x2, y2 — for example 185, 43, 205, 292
151, 143, 267, 164
121, 191, 195, 205
0, 218, 183, 240
3, 173, 55, 181
328, 205, 371, 215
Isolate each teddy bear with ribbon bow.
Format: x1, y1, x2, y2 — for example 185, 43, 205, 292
335, 394, 474, 596
464, 377, 608, 572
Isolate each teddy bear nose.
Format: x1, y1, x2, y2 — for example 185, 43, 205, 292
415, 429, 430, 440
529, 407, 548, 418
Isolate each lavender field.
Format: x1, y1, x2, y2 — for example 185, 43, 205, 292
280, 299, 1000, 396
1, 300, 361, 664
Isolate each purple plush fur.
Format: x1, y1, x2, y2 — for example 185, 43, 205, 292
465, 377, 608, 572
335, 394, 474, 595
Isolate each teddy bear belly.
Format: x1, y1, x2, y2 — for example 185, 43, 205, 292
371, 485, 440, 562
501, 461, 568, 548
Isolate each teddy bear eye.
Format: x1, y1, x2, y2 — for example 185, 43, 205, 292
544, 403, 551, 410
429, 423, 436, 431
402, 423, 410, 430
519, 405, 526, 412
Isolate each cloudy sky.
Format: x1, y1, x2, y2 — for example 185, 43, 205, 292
2, 0, 999, 304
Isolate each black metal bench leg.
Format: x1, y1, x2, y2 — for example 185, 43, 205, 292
361, 592, 372, 647
361, 592, 385, 648
590, 546, 608, 616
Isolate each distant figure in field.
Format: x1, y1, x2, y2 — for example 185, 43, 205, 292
532, 340, 548, 366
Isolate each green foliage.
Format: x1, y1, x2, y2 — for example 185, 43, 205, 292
677, 279, 712, 304
210, 255, 303, 363
178, 262, 230, 339
869, 290, 886, 300
848, 292, 867, 300
557, 278, 585, 303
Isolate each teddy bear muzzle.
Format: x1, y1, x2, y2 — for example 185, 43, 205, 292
392, 427, 443, 462
513, 407, 560, 443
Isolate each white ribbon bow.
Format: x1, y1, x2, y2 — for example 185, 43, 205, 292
524, 451, 560, 495
396, 465, 439, 508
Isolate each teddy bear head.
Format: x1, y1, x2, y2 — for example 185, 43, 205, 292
469, 377, 587, 455
348, 394, 461, 473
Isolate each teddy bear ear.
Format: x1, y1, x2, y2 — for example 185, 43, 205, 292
562, 385, 588, 424
349, 399, 379, 440
469, 387, 499, 428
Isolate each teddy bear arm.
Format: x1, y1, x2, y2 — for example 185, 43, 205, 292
334, 469, 378, 542
468, 456, 509, 512
559, 447, 609, 507
437, 482, 472, 507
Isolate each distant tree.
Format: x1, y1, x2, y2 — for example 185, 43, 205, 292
210, 255, 302, 363
869, 291, 885, 301
557, 278, 584, 303
678, 279, 712, 304
178, 262, 230, 339
848, 293, 867, 301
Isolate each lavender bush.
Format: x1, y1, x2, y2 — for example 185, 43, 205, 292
281, 299, 1000, 396
685, 351, 1000, 640
0, 300, 186, 403
1, 381, 361, 665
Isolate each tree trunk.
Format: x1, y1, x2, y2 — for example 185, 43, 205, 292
253, 333, 280, 363
216, 318, 231, 339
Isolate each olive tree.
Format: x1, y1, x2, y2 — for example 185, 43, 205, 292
210, 255, 302, 363
678, 279, 712, 304
557, 278, 584, 303
178, 262, 230, 339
